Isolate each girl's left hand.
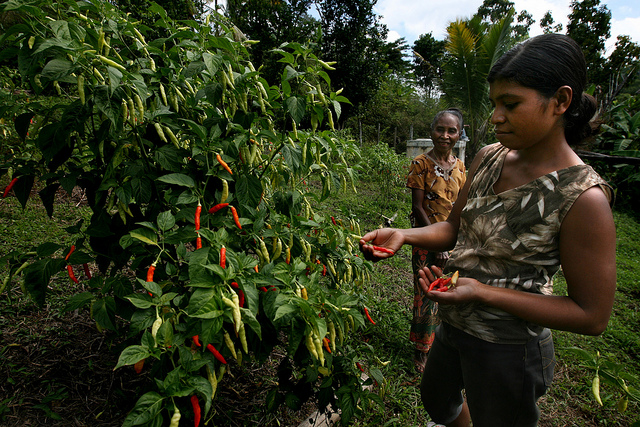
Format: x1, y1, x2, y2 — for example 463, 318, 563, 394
418, 267, 479, 304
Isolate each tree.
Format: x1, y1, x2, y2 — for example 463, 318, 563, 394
226, 0, 320, 84
539, 10, 563, 34
412, 33, 445, 98
440, 10, 516, 158
600, 35, 640, 111
314, 0, 392, 120
114, 0, 207, 21
475, 0, 532, 41
566, 0, 611, 86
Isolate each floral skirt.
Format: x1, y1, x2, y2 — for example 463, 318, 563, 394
410, 246, 440, 353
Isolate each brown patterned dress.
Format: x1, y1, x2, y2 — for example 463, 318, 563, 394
406, 153, 466, 353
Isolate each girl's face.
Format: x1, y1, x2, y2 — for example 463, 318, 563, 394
489, 79, 566, 151
430, 113, 460, 156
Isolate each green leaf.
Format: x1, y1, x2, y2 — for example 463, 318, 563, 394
274, 303, 298, 321
23, 258, 65, 306
94, 85, 122, 127
157, 173, 195, 187
92, 297, 117, 330
63, 291, 94, 312
126, 293, 154, 309
130, 228, 158, 246
157, 211, 175, 232
121, 391, 164, 427
284, 96, 306, 124
235, 174, 262, 210
115, 345, 150, 370
41, 58, 73, 82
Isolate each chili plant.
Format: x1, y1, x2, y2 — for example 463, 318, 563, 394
0, 0, 380, 424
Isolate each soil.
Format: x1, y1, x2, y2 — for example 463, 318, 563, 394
0, 303, 319, 426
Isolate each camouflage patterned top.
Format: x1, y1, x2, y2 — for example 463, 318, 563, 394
441, 143, 613, 344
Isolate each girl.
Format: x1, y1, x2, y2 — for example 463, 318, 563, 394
360, 34, 616, 426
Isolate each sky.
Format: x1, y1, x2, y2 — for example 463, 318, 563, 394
375, 0, 640, 56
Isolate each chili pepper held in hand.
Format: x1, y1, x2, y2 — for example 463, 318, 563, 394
191, 395, 201, 427
2, 177, 18, 198
216, 153, 233, 175
427, 278, 443, 292
206, 343, 228, 365
372, 245, 395, 255
364, 306, 376, 325
230, 206, 242, 229
67, 265, 79, 284
208, 202, 229, 214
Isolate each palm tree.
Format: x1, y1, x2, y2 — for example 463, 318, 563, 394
440, 9, 516, 158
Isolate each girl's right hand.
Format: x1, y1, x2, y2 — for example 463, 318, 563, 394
359, 228, 404, 261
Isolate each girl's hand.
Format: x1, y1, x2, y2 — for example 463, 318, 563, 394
359, 228, 404, 261
418, 267, 480, 304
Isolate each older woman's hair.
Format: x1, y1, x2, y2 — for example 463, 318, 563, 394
431, 108, 464, 131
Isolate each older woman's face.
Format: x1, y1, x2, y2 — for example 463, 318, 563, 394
430, 113, 460, 156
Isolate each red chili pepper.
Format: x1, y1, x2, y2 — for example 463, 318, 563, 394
67, 265, 79, 284
220, 245, 226, 268
323, 337, 331, 353
208, 202, 229, 214
259, 286, 268, 292
427, 278, 443, 292
331, 216, 337, 226
372, 245, 395, 255
196, 235, 202, 249
206, 343, 228, 364
356, 362, 365, 372
83, 263, 92, 279
146, 263, 156, 282
364, 306, 376, 325
192, 335, 202, 347
231, 281, 239, 288
238, 290, 245, 308
322, 264, 327, 276
2, 177, 18, 198
230, 206, 242, 229
195, 202, 202, 230
65, 245, 75, 261
133, 358, 145, 374
216, 153, 233, 175
254, 265, 259, 273
191, 395, 201, 427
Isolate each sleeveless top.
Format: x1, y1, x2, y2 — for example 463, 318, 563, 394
406, 153, 466, 225
441, 143, 613, 344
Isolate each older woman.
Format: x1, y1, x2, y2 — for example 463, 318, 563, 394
406, 109, 466, 372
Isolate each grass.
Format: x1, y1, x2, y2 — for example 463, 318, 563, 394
1, 150, 640, 426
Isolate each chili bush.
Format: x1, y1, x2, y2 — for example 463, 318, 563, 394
0, 0, 381, 424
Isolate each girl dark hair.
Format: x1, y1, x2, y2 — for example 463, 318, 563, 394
487, 33, 597, 146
